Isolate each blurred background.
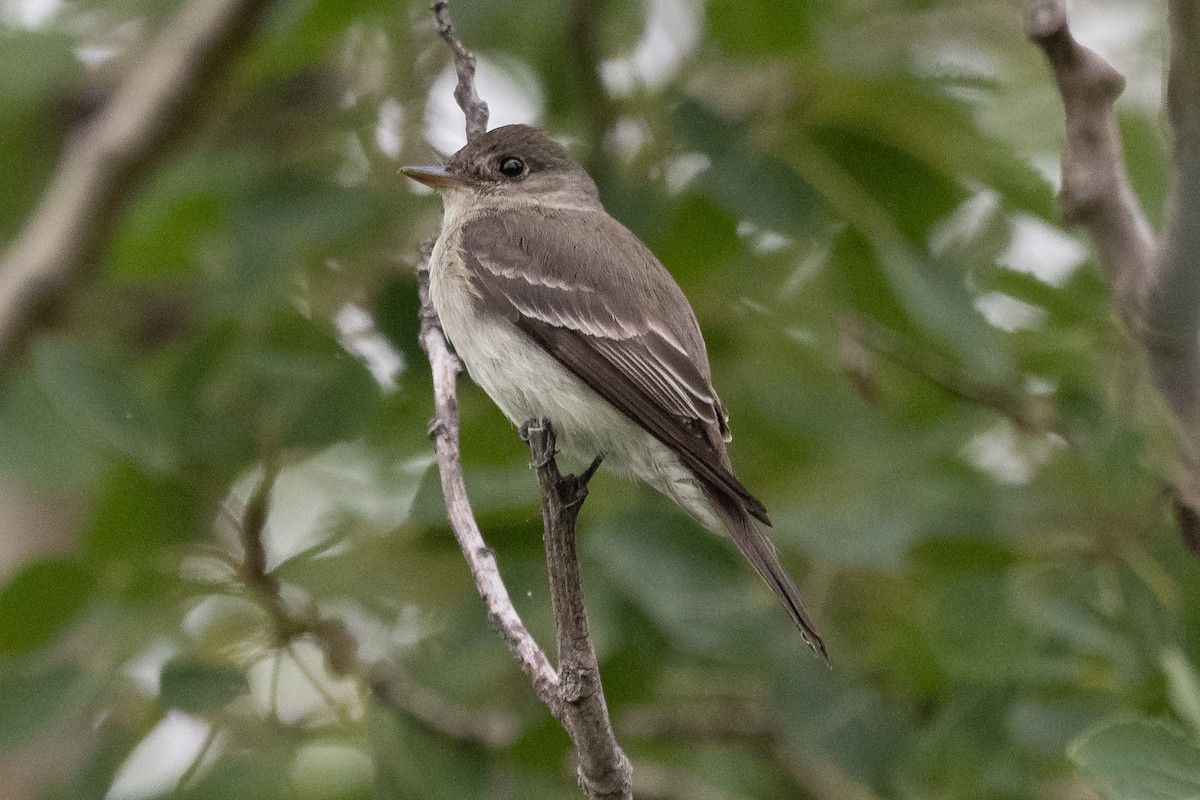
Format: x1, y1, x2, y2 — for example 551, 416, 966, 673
1, 0, 1197, 798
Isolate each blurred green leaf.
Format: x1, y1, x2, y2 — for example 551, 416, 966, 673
255, 311, 381, 450
0, 370, 104, 490
590, 503, 776, 657
925, 574, 1031, 682
372, 274, 423, 376
86, 460, 205, 562
812, 126, 965, 245
176, 744, 291, 800
876, 246, 1014, 385
798, 72, 1054, 220
224, 178, 375, 307
368, 706, 487, 800
110, 151, 261, 282
1161, 648, 1200, 739
0, 558, 95, 655
1069, 718, 1200, 800
159, 658, 249, 713
289, 742, 376, 800
676, 100, 828, 236
827, 568, 945, 697
250, 0, 394, 78
707, 0, 811, 54
653, 192, 742, 284
32, 338, 178, 472
0, 661, 81, 750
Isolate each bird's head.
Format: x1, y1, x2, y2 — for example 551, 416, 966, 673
402, 124, 599, 207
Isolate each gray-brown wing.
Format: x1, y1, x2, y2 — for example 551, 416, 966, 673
460, 209, 767, 524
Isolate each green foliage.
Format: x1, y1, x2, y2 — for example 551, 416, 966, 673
32, 338, 180, 473
0, 662, 81, 749
0, 559, 95, 655
1069, 718, 1200, 800
159, 659, 249, 713
0, 0, 1191, 799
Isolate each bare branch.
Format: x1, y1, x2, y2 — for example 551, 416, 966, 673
1149, 0, 1200, 461
432, 1, 489, 142
234, 466, 361, 678
1026, 0, 1200, 555
524, 420, 633, 800
1024, 0, 1158, 325
0, 0, 275, 377
840, 312, 1050, 433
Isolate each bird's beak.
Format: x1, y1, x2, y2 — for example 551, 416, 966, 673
401, 165, 470, 190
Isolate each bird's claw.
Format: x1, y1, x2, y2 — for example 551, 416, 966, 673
521, 417, 558, 468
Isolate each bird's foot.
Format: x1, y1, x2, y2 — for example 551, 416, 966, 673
520, 417, 557, 468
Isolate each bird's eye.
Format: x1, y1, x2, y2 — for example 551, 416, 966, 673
498, 156, 526, 179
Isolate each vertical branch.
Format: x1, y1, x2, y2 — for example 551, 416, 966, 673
1026, 0, 1200, 554
432, 1, 489, 142
525, 420, 632, 800
1023, 0, 1158, 324
1156, 0, 1200, 552
1150, 0, 1200, 459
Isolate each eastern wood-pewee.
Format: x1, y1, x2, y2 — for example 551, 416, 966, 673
404, 125, 824, 657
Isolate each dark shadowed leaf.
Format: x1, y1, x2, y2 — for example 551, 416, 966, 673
86, 460, 205, 562
159, 658, 249, 713
0, 370, 104, 490
0, 559, 95, 655
676, 100, 828, 236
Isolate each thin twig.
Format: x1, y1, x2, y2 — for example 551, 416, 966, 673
368, 666, 521, 749
0, 0, 276, 379
235, 468, 362, 702
176, 723, 221, 791
621, 702, 886, 800
432, 1, 489, 142
843, 312, 1048, 433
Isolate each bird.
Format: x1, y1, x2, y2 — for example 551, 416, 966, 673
403, 124, 825, 657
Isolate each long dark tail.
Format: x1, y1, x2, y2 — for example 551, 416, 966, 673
703, 486, 827, 659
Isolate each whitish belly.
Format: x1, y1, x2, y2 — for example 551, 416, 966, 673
429, 252, 720, 533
